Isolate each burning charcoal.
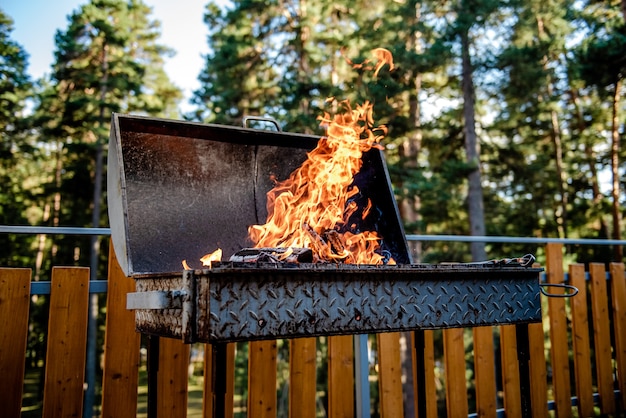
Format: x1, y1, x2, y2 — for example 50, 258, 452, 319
322, 230, 348, 257
229, 247, 313, 263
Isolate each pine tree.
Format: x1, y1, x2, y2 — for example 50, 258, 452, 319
27, 2, 182, 413
0, 10, 35, 266
576, 0, 626, 260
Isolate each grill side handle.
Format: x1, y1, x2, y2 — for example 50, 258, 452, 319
126, 270, 197, 343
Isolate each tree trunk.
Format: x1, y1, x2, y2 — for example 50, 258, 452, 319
610, 78, 623, 260
84, 42, 109, 418
461, 29, 487, 261
570, 89, 610, 238
400, 3, 423, 263
550, 108, 568, 239
537, 16, 568, 238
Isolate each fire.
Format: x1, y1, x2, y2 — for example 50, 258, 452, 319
195, 48, 395, 266
200, 248, 223, 267
183, 248, 223, 270
248, 47, 395, 265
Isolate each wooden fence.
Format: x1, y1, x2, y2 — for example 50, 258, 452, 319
1, 242, 625, 417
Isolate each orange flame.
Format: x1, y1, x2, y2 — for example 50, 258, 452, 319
248, 97, 393, 265
200, 248, 223, 268
342, 47, 395, 77
196, 48, 395, 267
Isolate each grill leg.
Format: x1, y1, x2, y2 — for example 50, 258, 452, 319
212, 342, 228, 418
147, 335, 159, 418
516, 324, 532, 416
413, 330, 427, 418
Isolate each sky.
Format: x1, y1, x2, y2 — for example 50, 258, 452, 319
2, 0, 214, 113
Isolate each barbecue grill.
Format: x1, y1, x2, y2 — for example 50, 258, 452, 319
107, 113, 544, 416
107, 113, 543, 343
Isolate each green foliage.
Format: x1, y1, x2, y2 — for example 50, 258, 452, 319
1, 0, 625, 415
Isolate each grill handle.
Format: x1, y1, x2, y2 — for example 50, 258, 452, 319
540, 283, 579, 298
243, 115, 282, 131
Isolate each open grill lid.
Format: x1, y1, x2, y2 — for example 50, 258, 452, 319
107, 113, 411, 276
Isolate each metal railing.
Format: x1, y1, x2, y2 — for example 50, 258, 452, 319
3, 225, 625, 296
3, 225, 626, 245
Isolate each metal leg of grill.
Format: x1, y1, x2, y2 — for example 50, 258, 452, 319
212, 342, 228, 418
413, 330, 427, 418
147, 335, 159, 418
516, 324, 532, 416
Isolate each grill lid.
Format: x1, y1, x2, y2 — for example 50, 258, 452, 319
107, 114, 410, 276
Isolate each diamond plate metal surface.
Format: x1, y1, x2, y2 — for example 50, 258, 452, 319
192, 264, 542, 343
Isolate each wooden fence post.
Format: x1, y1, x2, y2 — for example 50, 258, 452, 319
473, 326, 496, 418
609, 263, 626, 410
527, 321, 548, 417
101, 244, 141, 418
0, 268, 32, 418
500, 325, 521, 418
443, 328, 468, 417
42, 267, 90, 418
589, 263, 615, 414
157, 337, 190, 418
328, 335, 354, 418
290, 338, 317, 418
248, 340, 277, 418
545, 243, 572, 418
377, 332, 404, 417
569, 263, 594, 417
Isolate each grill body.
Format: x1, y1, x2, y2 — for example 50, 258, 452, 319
109, 114, 543, 343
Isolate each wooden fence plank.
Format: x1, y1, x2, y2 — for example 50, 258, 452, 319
328, 335, 354, 418
377, 332, 404, 418
248, 340, 277, 418
500, 325, 521, 418
528, 322, 548, 417
42, 266, 90, 418
203, 343, 235, 418
443, 328, 468, 417
610, 263, 626, 410
157, 337, 190, 418
289, 338, 316, 418
423, 330, 438, 418
0, 268, 32, 418
473, 326, 496, 418
101, 245, 141, 418
545, 243, 572, 418
589, 263, 615, 414
569, 264, 594, 417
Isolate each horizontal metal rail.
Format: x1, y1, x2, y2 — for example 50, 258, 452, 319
0, 225, 111, 235
30, 280, 108, 295
407, 234, 626, 246
2, 226, 626, 246
0, 225, 619, 295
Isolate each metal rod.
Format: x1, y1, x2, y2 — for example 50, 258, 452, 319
0, 225, 111, 235
354, 334, 370, 418
30, 280, 108, 295
212, 342, 228, 418
406, 234, 626, 246
3, 225, 626, 247
413, 330, 427, 418
147, 336, 160, 418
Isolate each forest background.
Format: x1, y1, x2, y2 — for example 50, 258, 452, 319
1, 0, 625, 416
2, 0, 626, 272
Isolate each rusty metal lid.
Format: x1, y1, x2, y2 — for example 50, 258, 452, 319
107, 113, 410, 276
